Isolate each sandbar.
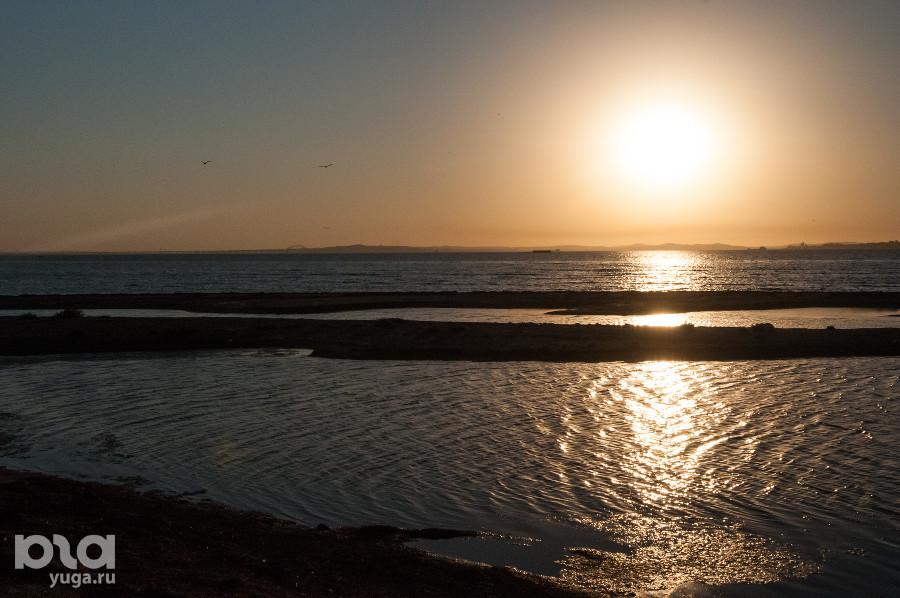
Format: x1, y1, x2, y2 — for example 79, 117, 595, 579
1, 291, 899, 360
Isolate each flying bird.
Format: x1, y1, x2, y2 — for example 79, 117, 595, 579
201, 160, 212, 165
319, 163, 333, 168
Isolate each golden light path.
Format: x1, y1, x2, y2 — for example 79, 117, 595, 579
631, 250, 702, 292
616, 361, 731, 507
562, 362, 814, 594
552, 248, 819, 593
628, 252, 694, 324
631, 313, 687, 327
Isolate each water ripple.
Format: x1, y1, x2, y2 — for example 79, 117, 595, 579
0, 353, 897, 596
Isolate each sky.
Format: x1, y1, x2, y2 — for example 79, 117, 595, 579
2, 1, 898, 252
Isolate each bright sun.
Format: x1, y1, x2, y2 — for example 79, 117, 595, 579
606, 99, 721, 194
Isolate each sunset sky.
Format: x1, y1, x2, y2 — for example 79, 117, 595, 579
2, 1, 898, 252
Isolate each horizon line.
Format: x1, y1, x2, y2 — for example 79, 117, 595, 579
2, 240, 899, 256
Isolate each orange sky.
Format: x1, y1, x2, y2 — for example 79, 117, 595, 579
2, 2, 898, 252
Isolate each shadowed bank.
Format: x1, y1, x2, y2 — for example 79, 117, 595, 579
0, 467, 598, 597
0, 291, 898, 360
5, 316, 898, 361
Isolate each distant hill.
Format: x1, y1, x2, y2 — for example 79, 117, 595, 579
282, 242, 750, 253
281, 241, 900, 253
610, 242, 748, 251
781, 241, 900, 250
276, 241, 900, 254
12, 241, 897, 256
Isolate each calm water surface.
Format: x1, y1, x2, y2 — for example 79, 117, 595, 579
2, 249, 899, 294
1, 352, 897, 597
3, 306, 900, 329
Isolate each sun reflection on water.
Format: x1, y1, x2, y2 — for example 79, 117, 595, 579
630, 312, 687, 327
598, 361, 733, 510
563, 361, 817, 594
628, 250, 703, 291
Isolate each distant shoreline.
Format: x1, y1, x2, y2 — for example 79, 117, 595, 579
1, 240, 898, 255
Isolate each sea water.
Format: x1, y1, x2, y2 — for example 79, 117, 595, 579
0, 353, 897, 596
1, 250, 899, 596
1, 249, 899, 294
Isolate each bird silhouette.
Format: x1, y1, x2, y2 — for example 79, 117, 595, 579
319, 163, 333, 168
201, 160, 212, 165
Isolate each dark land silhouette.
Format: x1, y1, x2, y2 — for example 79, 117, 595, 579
0, 291, 898, 360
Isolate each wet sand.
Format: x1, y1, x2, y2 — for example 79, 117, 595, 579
0, 467, 598, 597
0, 290, 898, 361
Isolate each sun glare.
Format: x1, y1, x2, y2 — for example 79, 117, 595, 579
604, 97, 722, 195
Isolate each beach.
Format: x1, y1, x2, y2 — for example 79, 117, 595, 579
0, 467, 600, 597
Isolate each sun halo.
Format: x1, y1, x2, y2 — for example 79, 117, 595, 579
602, 98, 723, 196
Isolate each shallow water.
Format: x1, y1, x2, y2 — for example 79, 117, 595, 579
1, 352, 897, 596
286, 306, 900, 329
3, 306, 899, 329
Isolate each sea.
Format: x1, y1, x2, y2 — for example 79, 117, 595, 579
1, 250, 898, 597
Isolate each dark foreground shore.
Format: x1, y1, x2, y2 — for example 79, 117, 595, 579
0, 468, 598, 597
2, 315, 900, 361
1, 291, 899, 360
